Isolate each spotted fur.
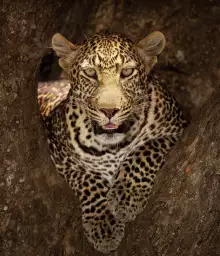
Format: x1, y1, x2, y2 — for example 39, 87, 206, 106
38, 32, 187, 253
38, 80, 70, 118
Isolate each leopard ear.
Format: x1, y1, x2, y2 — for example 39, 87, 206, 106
136, 31, 166, 73
52, 33, 77, 71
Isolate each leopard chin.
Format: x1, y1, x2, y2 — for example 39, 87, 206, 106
96, 133, 126, 145
92, 120, 134, 145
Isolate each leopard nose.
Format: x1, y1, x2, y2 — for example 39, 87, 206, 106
99, 108, 119, 119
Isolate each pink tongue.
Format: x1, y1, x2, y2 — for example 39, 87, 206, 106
105, 123, 117, 129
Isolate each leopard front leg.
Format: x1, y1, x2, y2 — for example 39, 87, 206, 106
61, 170, 125, 254
107, 136, 177, 222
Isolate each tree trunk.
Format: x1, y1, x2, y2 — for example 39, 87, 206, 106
1, 1, 219, 256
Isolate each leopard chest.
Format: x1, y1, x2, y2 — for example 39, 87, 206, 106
51, 137, 125, 184
80, 153, 123, 182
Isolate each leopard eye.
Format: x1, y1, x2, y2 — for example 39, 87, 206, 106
121, 68, 134, 78
84, 68, 97, 79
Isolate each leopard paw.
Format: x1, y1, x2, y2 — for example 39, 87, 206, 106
107, 186, 145, 222
82, 202, 125, 253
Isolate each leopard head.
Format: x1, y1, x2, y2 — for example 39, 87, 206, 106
52, 32, 165, 143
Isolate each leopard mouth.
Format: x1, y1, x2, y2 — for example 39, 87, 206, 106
93, 120, 133, 135
103, 123, 119, 130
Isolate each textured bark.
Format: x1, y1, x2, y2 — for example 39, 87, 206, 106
1, 1, 220, 256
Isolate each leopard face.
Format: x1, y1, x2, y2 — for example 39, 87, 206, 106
52, 32, 165, 145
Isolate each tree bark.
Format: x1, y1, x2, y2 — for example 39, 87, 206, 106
1, 1, 220, 256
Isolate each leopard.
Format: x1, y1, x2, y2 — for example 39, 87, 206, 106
38, 31, 187, 253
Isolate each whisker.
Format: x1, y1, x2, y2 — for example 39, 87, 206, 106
133, 101, 149, 109
80, 26, 88, 41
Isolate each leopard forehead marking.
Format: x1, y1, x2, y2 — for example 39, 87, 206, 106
79, 34, 139, 103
